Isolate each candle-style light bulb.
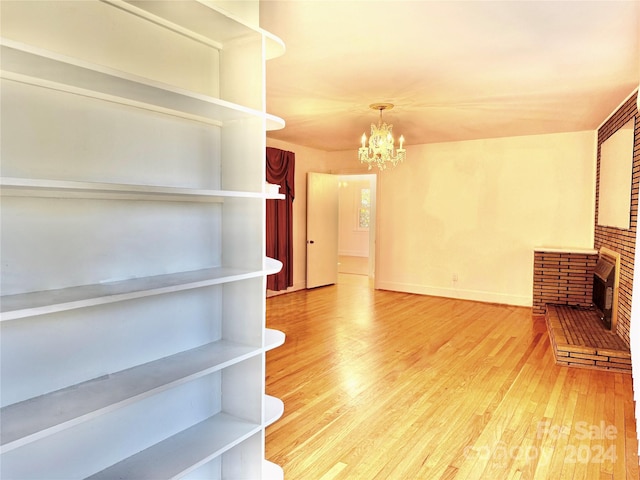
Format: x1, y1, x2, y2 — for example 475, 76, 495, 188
399, 135, 405, 150
361, 133, 367, 148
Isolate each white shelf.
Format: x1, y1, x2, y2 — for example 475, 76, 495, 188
265, 329, 286, 352
265, 257, 284, 276
103, 0, 285, 60
0, 177, 284, 202
1, 263, 278, 322
0, 39, 285, 131
267, 192, 288, 200
86, 412, 261, 480
264, 395, 285, 428
0, 1, 286, 476
263, 460, 285, 480
0, 340, 261, 453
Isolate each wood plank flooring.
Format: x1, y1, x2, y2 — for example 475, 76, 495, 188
265, 276, 639, 479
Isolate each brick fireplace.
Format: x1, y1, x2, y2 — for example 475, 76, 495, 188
532, 247, 631, 373
531, 91, 638, 373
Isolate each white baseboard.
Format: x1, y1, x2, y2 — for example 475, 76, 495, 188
268, 279, 531, 307
375, 281, 532, 307
338, 251, 368, 257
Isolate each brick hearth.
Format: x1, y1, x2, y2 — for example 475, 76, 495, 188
545, 305, 631, 373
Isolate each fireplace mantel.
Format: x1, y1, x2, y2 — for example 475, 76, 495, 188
534, 246, 598, 255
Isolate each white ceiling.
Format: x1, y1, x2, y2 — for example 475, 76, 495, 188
259, 0, 639, 152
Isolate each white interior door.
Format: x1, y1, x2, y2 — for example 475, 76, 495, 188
306, 172, 339, 288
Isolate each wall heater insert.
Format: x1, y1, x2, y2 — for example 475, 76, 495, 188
592, 256, 615, 329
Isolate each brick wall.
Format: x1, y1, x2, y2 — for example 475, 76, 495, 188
594, 91, 639, 348
532, 249, 598, 315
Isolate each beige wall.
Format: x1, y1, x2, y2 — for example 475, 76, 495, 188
270, 131, 596, 305
372, 131, 596, 306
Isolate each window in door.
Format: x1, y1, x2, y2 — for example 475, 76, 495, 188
358, 187, 370, 230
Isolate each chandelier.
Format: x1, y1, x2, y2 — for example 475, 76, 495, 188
358, 103, 406, 170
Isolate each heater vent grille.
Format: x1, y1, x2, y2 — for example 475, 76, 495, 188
592, 256, 615, 329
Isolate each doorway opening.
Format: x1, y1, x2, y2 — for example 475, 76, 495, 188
337, 174, 377, 285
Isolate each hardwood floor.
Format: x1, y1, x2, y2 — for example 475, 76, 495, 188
265, 277, 640, 479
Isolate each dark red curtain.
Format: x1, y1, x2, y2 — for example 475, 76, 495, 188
266, 147, 295, 291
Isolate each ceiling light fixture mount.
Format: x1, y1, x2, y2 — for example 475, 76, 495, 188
358, 103, 405, 170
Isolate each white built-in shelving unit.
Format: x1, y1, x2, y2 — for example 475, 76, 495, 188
0, 0, 286, 478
